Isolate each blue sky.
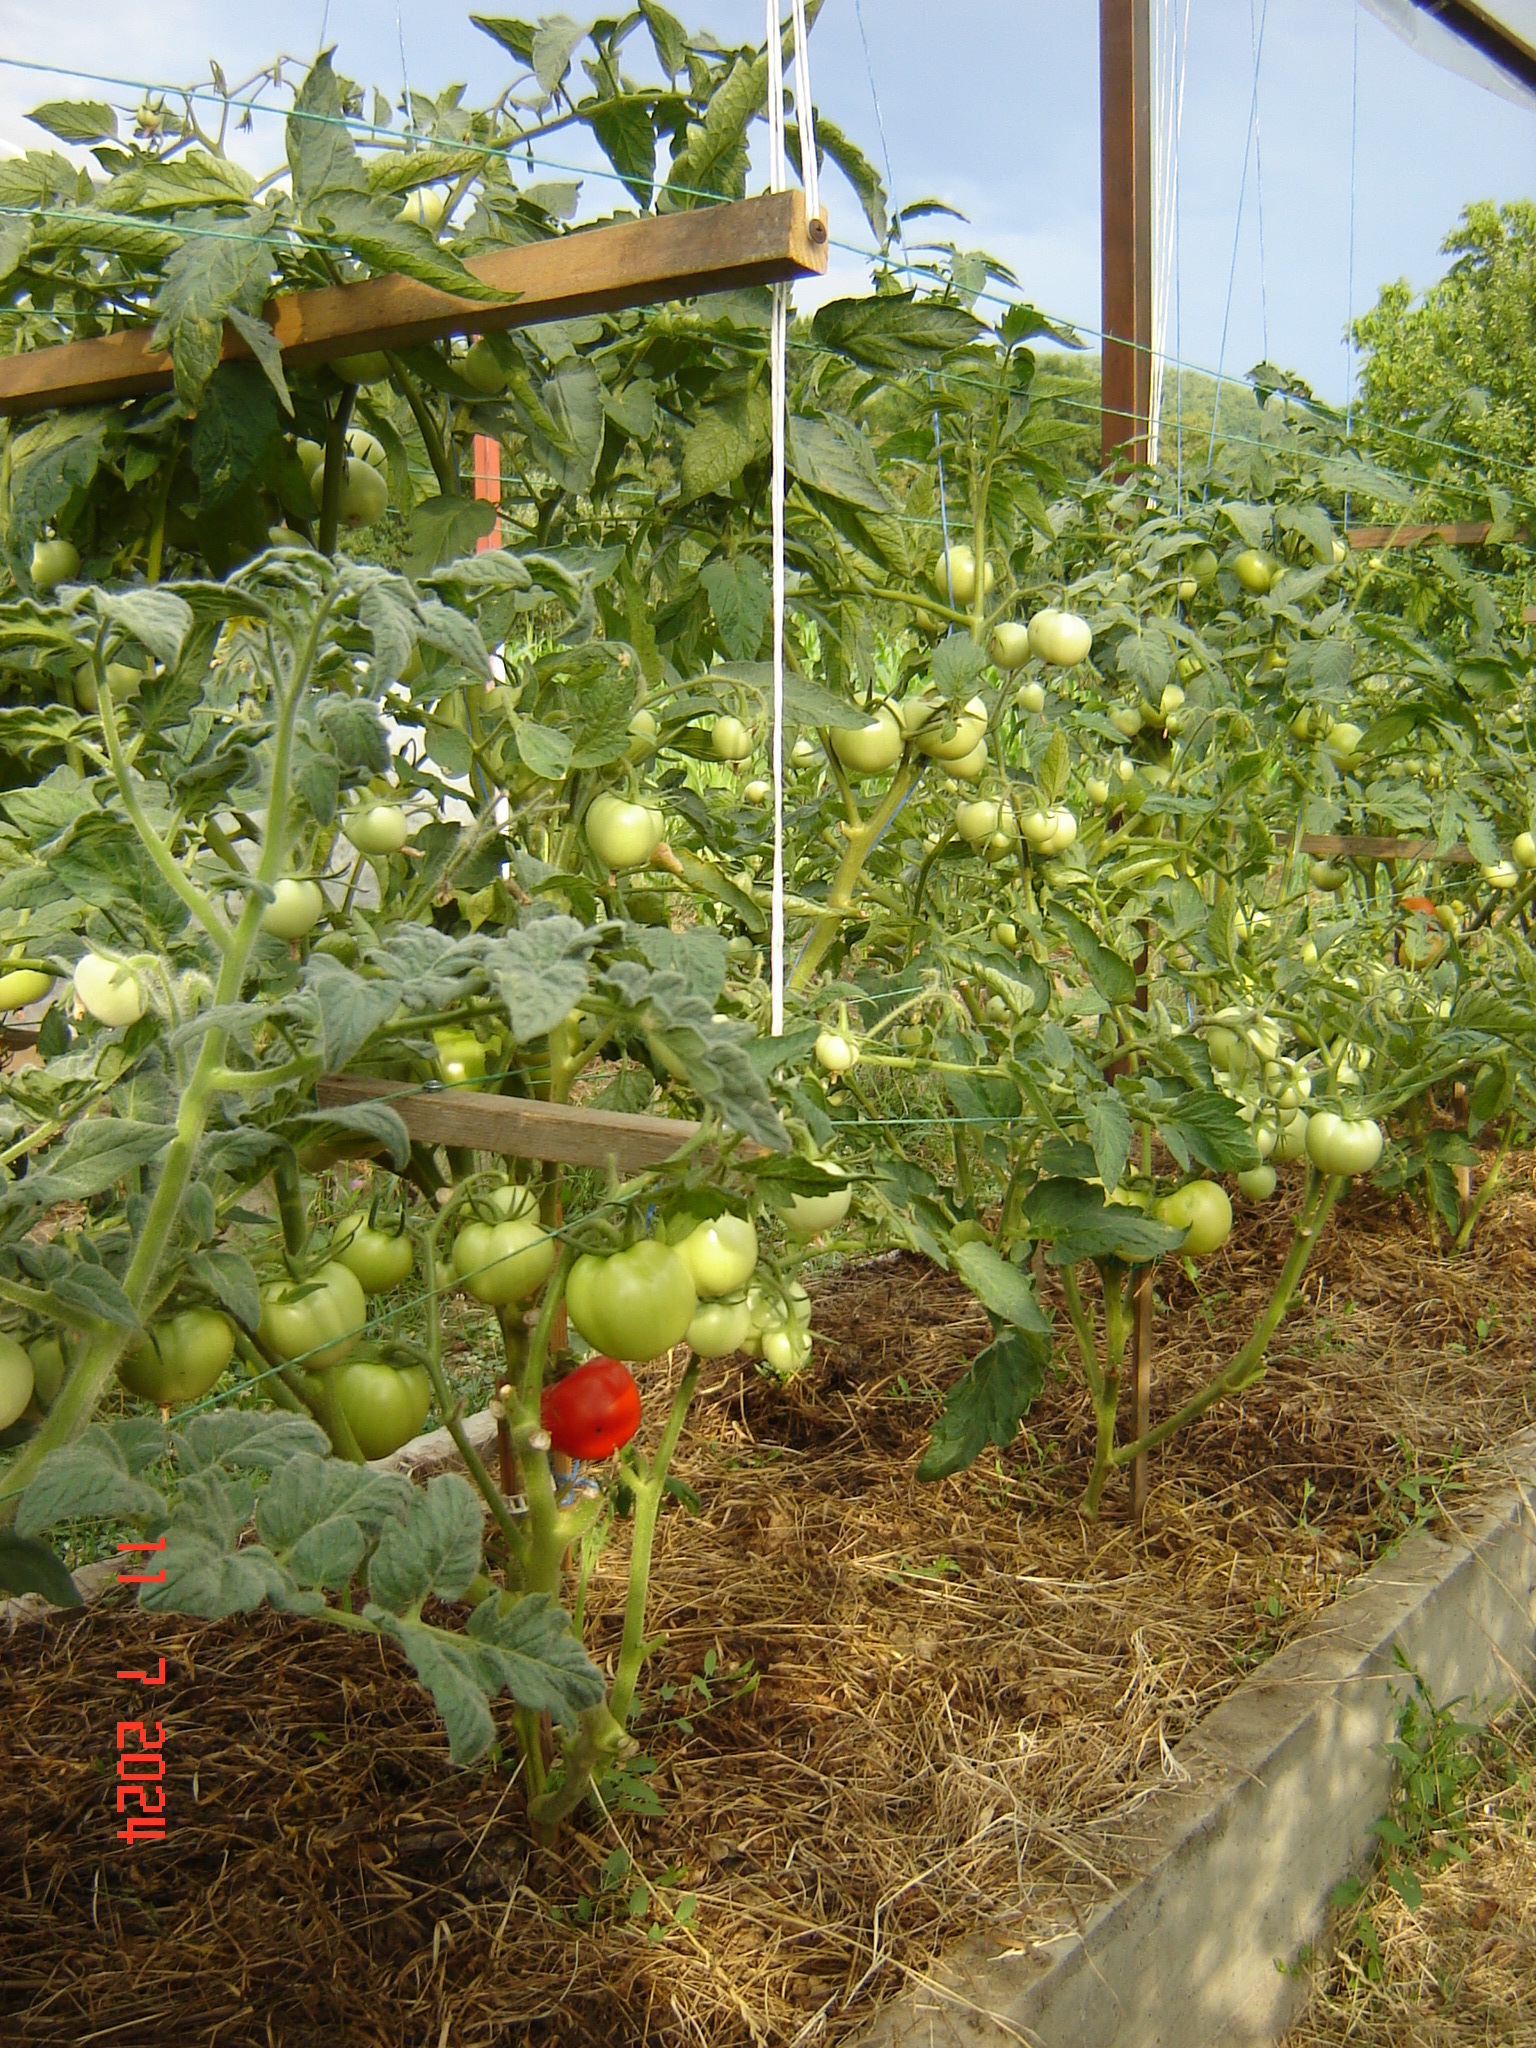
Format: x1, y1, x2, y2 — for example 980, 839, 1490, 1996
0, 1, 1529, 402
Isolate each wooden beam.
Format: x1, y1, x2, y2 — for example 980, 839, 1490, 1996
315, 1074, 706, 1173
1346, 520, 1497, 549
1415, 0, 1536, 96
1099, 0, 1153, 467
0, 191, 827, 418
1301, 834, 1475, 863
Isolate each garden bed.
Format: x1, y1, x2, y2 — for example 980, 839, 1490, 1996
4, 1168, 1535, 2047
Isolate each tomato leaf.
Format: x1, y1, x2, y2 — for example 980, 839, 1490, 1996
374, 1615, 498, 1764
181, 1246, 262, 1333
286, 1098, 412, 1171
255, 1453, 414, 1589
482, 917, 601, 1041
811, 294, 985, 374
299, 954, 406, 1071
951, 1241, 1051, 1337
0, 1531, 82, 1607
27, 100, 117, 144
1079, 1085, 1134, 1194
139, 1529, 321, 1620
1147, 1086, 1261, 1174
1048, 904, 1138, 1006
1022, 1177, 1184, 1266
170, 1410, 330, 1474
917, 1327, 1048, 1482
466, 1588, 607, 1724
585, 95, 656, 209
5, 1119, 174, 1212
367, 1473, 485, 1616
699, 557, 769, 662
45, 1258, 142, 1334
15, 1427, 167, 1538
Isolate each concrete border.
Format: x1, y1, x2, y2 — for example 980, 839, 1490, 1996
861, 1433, 1536, 2048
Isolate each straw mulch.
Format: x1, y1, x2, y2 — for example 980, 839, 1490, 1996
3, 1165, 1535, 2047
1284, 1703, 1536, 2048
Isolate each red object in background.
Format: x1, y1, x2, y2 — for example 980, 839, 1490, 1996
540, 1356, 642, 1460
473, 434, 502, 551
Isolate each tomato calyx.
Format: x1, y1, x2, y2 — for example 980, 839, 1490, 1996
540, 1355, 642, 1460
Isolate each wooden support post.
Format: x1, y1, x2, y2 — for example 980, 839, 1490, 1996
1099, 0, 1153, 468
472, 436, 502, 552
1130, 1264, 1154, 1526
0, 190, 826, 417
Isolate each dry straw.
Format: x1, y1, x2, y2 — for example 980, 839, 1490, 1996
3, 1167, 1534, 2045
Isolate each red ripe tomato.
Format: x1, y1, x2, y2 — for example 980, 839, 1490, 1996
1400, 895, 1437, 918
540, 1356, 641, 1460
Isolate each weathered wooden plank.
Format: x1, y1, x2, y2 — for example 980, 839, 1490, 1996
1301, 834, 1475, 863
1099, 0, 1152, 466
1346, 521, 1497, 549
315, 1074, 701, 1171
0, 191, 827, 417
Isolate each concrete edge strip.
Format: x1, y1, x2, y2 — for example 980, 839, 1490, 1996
861, 1430, 1536, 2048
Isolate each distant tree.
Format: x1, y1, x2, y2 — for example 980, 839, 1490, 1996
1351, 200, 1536, 477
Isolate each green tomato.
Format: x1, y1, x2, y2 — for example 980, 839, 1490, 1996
711, 716, 753, 762
1325, 722, 1365, 769
830, 706, 903, 776
777, 1165, 851, 1240
1086, 777, 1111, 807
1233, 549, 1276, 594
919, 695, 988, 762
1191, 548, 1219, 587
461, 338, 508, 395
432, 1028, 486, 1085
74, 953, 145, 1027
486, 1182, 538, 1221
31, 538, 79, 593
334, 1214, 414, 1295
762, 1323, 812, 1375
1018, 680, 1048, 715
119, 1308, 234, 1405
1027, 608, 1093, 666
686, 1295, 754, 1358
673, 1213, 758, 1299
260, 879, 325, 940
0, 968, 53, 1010
946, 738, 988, 782
331, 351, 391, 384
565, 1240, 697, 1363
626, 708, 658, 763
1305, 1111, 1384, 1179
1110, 704, 1143, 738
1482, 860, 1520, 891
989, 622, 1031, 669
27, 1334, 68, 1408
1177, 578, 1198, 603
342, 804, 410, 856
1513, 831, 1536, 870
327, 1356, 431, 1459
791, 736, 819, 767
933, 545, 992, 605
337, 458, 388, 528
815, 1029, 858, 1075
586, 792, 663, 871
453, 1215, 556, 1307
1274, 1110, 1310, 1162
259, 1263, 367, 1371
0, 1334, 34, 1429
743, 778, 770, 803
398, 187, 449, 231
72, 659, 143, 714
956, 799, 1001, 848
1153, 1180, 1233, 1257
1310, 860, 1349, 891
1237, 1164, 1277, 1201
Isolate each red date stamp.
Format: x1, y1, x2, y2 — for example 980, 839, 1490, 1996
114, 1538, 168, 1845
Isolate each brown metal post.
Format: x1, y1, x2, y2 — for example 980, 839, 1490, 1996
1100, 0, 1153, 468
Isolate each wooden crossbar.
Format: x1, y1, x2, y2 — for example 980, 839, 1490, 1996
1301, 835, 1475, 863
1345, 521, 1524, 550
0, 191, 826, 417
315, 1074, 703, 1172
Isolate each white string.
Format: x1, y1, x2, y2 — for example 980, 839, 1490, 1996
790, 0, 820, 219
1148, 0, 1191, 467
767, 1, 789, 1036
